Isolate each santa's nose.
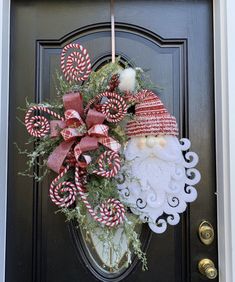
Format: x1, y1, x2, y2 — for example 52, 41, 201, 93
146, 136, 156, 148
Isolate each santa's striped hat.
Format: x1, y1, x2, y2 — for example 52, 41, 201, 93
126, 90, 179, 137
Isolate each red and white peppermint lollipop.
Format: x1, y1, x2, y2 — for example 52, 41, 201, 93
61, 43, 91, 82
99, 199, 125, 226
85, 92, 127, 123
101, 92, 127, 123
75, 164, 125, 227
49, 165, 78, 208
93, 151, 121, 178
25, 106, 64, 138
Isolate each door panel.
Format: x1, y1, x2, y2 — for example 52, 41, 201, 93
7, 1, 217, 282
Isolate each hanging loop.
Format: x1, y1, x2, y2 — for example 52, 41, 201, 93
111, 0, 115, 63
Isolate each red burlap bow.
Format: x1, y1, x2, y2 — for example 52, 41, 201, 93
47, 92, 121, 173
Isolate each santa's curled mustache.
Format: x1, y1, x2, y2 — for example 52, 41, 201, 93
118, 90, 201, 234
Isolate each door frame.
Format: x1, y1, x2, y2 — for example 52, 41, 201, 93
0, 1, 234, 281
213, 0, 235, 280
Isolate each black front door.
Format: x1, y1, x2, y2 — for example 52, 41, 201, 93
7, 1, 217, 281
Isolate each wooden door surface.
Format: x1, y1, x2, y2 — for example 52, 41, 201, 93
7, 1, 217, 281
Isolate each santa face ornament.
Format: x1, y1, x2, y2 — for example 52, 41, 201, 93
118, 91, 201, 234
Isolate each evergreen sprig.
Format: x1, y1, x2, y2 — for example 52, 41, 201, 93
18, 60, 160, 271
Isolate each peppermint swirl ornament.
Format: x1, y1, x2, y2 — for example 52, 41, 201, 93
99, 198, 125, 227
75, 165, 125, 227
61, 43, 92, 82
93, 151, 121, 178
101, 92, 127, 123
25, 106, 64, 137
85, 92, 127, 123
49, 165, 78, 208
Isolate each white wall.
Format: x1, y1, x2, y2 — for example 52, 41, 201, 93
214, 0, 235, 281
226, 0, 235, 280
0, 0, 10, 281
0, 1, 235, 282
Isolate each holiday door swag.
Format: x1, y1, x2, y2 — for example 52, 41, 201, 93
21, 43, 201, 270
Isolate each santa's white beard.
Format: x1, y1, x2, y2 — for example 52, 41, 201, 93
118, 136, 200, 234
125, 135, 184, 161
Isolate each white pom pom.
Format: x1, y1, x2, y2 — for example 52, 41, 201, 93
118, 68, 136, 92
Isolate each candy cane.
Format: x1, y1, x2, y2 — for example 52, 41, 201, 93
25, 106, 64, 137
85, 91, 127, 123
49, 165, 78, 208
61, 43, 91, 82
75, 164, 125, 227
93, 151, 121, 178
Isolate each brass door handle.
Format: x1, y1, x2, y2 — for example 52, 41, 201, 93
198, 221, 214, 245
198, 258, 218, 279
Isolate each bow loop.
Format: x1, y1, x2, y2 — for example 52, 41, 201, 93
61, 126, 87, 142
86, 109, 105, 128
64, 109, 85, 127
74, 136, 98, 164
88, 124, 109, 138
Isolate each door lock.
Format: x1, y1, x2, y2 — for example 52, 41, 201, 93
198, 221, 214, 245
198, 258, 218, 279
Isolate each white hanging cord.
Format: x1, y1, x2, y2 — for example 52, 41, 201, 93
111, 0, 115, 63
